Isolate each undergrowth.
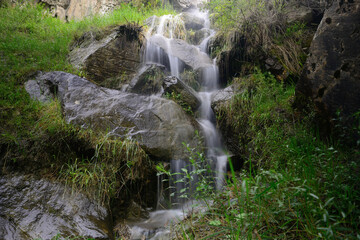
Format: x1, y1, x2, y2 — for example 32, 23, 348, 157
0, 1, 174, 141
205, 0, 311, 77
172, 70, 360, 239
0, 1, 167, 205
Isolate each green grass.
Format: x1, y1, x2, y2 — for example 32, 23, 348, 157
0, 1, 170, 204
0, 2, 174, 139
171, 71, 360, 239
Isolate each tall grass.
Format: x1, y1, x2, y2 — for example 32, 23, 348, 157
172, 71, 360, 239
206, 0, 310, 77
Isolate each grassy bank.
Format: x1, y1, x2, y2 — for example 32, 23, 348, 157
172, 71, 359, 239
0, 2, 173, 205
170, 1, 360, 237
0, 2, 174, 138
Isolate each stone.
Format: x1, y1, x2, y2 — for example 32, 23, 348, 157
129, 64, 167, 95
0, 174, 112, 240
211, 85, 235, 112
285, 1, 315, 24
24, 77, 55, 103
295, 0, 360, 139
169, 0, 192, 11
180, 12, 205, 30
26, 71, 199, 161
69, 25, 143, 90
163, 76, 201, 111
149, 35, 212, 70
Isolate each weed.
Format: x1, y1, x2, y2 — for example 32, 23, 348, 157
165, 91, 194, 115
173, 70, 360, 239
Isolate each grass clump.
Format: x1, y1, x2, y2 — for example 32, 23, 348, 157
205, 0, 311, 77
171, 70, 360, 239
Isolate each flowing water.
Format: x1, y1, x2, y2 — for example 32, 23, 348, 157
129, 3, 227, 239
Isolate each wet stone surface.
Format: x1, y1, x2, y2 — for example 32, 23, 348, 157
0, 174, 112, 240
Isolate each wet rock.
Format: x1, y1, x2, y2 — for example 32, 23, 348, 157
26, 71, 199, 161
169, 0, 192, 11
295, 0, 360, 139
0, 174, 112, 240
211, 85, 235, 112
145, 15, 187, 40
149, 35, 212, 70
187, 28, 212, 46
180, 69, 201, 91
163, 76, 201, 111
211, 31, 246, 87
129, 64, 167, 95
69, 25, 143, 90
210, 86, 243, 165
180, 12, 205, 30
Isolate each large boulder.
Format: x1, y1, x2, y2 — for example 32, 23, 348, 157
180, 12, 205, 30
26, 71, 199, 161
295, 0, 360, 138
0, 175, 112, 240
69, 25, 143, 90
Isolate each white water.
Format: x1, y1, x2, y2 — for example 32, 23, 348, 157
129, 3, 228, 239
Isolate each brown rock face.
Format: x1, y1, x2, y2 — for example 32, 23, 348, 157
69, 25, 144, 90
40, 0, 124, 21
295, 0, 360, 137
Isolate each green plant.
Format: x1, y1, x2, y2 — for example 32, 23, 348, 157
60, 132, 152, 206
165, 91, 194, 115
173, 70, 360, 239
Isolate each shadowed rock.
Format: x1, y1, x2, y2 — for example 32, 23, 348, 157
295, 0, 360, 139
69, 25, 143, 90
0, 175, 112, 240
128, 64, 167, 95
163, 76, 201, 111
26, 71, 199, 161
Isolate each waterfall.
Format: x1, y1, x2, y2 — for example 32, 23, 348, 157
129, 3, 228, 239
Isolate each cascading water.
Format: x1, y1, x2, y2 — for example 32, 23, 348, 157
129, 3, 228, 239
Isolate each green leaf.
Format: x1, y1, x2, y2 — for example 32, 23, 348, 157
209, 220, 221, 226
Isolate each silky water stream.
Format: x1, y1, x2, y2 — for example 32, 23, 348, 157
128, 5, 228, 239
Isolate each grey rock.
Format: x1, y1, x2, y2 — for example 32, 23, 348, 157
285, 2, 315, 24
180, 12, 205, 30
149, 35, 212, 70
129, 64, 167, 95
169, 0, 205, 11
163, 76, 201, 111
24, 77, 55, 103
211, 85, 235, 111
26, 71, 198, 161
295, 0, 360, 138
69, 25, 143, 90
0, 174, 111, 240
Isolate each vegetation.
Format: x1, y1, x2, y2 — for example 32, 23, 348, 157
170, 70, 360, 239
0, 1, 173, 205
206, 0, 312, 77
1, 0, 359, 239
165, 91, 194, 115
